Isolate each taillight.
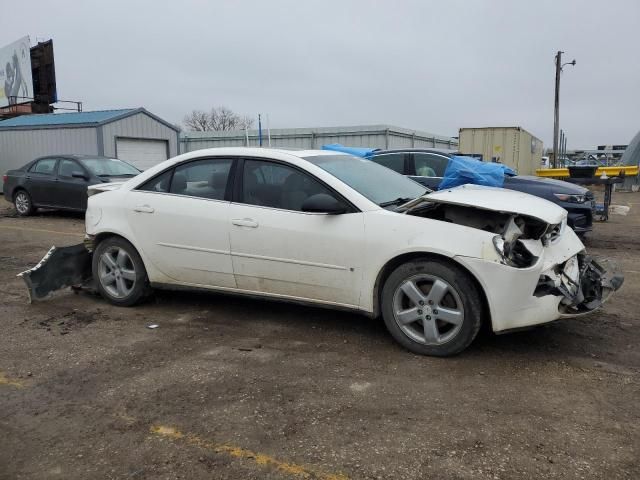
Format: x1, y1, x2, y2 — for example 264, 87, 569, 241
2, 175, 7, 184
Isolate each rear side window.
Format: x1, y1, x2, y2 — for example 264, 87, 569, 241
372, 153, 405, 174
138, 170, 172, 193
30, 158, 57, 175
413, 153, 450, 177
170, 159, 233, 200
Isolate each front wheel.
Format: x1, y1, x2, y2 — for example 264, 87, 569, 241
14, 190, 35, 216
92, 236, 151, 306
381, 259, 483, 356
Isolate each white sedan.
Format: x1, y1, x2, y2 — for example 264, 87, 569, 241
82, 148, 622, 356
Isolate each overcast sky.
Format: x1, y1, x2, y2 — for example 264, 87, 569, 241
4, 0, 639, 148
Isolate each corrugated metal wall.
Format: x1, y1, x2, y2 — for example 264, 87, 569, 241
458, 127, 543, 175
180, 125, 458, 153
101, 112, 178, 158
0, 127, 98, 178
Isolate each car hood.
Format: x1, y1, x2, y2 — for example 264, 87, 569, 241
505, 175, 589, 194
403, 184, 567, 224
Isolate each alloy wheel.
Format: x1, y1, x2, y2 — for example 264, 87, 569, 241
392, 274, 464, 345
98, 246, 137, 299
15, 192, 30, 214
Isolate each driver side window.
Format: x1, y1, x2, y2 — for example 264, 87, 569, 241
58, 159, 84, 178
241, 159, 335, 212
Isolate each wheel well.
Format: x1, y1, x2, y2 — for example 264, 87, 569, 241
12, 187, 27, 200
92, 232, 131, 251
372, 252, 491, 324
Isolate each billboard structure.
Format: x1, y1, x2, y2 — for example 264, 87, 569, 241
30, 40, 57, 111
0, 36, 33, 108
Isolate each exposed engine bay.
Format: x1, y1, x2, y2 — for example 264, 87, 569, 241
406, 202, 557, 268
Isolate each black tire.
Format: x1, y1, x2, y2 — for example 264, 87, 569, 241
13, 189, 36, 216
92, 236, 151, 306
380, 259, 483, 356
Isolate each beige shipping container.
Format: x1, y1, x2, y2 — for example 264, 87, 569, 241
458, 127, 543, 175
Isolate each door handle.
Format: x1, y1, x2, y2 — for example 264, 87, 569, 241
133, 205, 154, 213
231, 218, 258, 228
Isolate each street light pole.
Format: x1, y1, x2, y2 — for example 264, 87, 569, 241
553, 52, 562, 168
552, 51, 576, 168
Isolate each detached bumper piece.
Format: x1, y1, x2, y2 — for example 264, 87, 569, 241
18, 244, 93, 302
536, 254, 624, 315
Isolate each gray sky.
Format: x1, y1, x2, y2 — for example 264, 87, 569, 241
5, 0, 639, 148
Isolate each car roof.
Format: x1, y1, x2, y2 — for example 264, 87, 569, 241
32, 154, 116, 161
374, 148, 456, 156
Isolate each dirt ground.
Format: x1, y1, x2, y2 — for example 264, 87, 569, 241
0, 193, 638, 480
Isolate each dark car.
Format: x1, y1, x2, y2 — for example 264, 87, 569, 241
371, 149, 595, 234
3, 155, 141, 216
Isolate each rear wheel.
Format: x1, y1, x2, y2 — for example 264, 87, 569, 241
381, 259, 483, 356
92, 236, 151, 306
14, 190, 35, 216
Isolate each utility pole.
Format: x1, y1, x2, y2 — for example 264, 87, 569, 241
552, 51, 576, 168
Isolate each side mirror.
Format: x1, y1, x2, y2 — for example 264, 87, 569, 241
71, 171, 88, 180
301, 193, 347, 214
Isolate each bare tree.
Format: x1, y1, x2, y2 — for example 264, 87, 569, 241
239, 115, 255, 130
183, 110, 210, 131
183, 106, 254, 131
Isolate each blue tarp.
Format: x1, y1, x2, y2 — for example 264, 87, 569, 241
322, 143, 378, 158
438, 155, 516, 190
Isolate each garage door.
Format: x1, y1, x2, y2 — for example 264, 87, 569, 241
116, 138, 168, 171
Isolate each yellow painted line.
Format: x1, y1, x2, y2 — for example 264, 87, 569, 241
151, 425, 349, 480
0, 224, 82, 237
0, 372, 24, 388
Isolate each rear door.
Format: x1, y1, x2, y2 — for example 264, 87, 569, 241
55, 158, 91, 210
228, 158, 365, 307
26, 158, 60, 206
126, 157, 236, 288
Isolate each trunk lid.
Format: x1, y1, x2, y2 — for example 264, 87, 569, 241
87, 182, 125, 197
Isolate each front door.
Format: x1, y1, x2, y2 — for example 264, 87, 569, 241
55, 158, 90, 210
228, 158, 365, 307
126, 157, 236, 288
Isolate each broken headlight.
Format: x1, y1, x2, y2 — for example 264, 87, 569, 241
492, 235, 537, 268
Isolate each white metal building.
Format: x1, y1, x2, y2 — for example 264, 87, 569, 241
180, 125, 458, 153
0, 108, 180, 188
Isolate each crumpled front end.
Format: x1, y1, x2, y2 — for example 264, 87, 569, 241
404, 191, 624, 331
457, 226, 624, 332
535, 254, 624, 316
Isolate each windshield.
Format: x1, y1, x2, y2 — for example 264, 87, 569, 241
303, 154, 427, 206
81, 158, 140, 176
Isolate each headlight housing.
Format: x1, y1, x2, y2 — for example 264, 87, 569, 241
493, 235, 537, 268
554, 193, 586, 203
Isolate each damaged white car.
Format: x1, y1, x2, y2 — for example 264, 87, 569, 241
22, 148, 623, 356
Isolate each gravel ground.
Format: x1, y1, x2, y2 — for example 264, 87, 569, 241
0, 194, 638, 480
